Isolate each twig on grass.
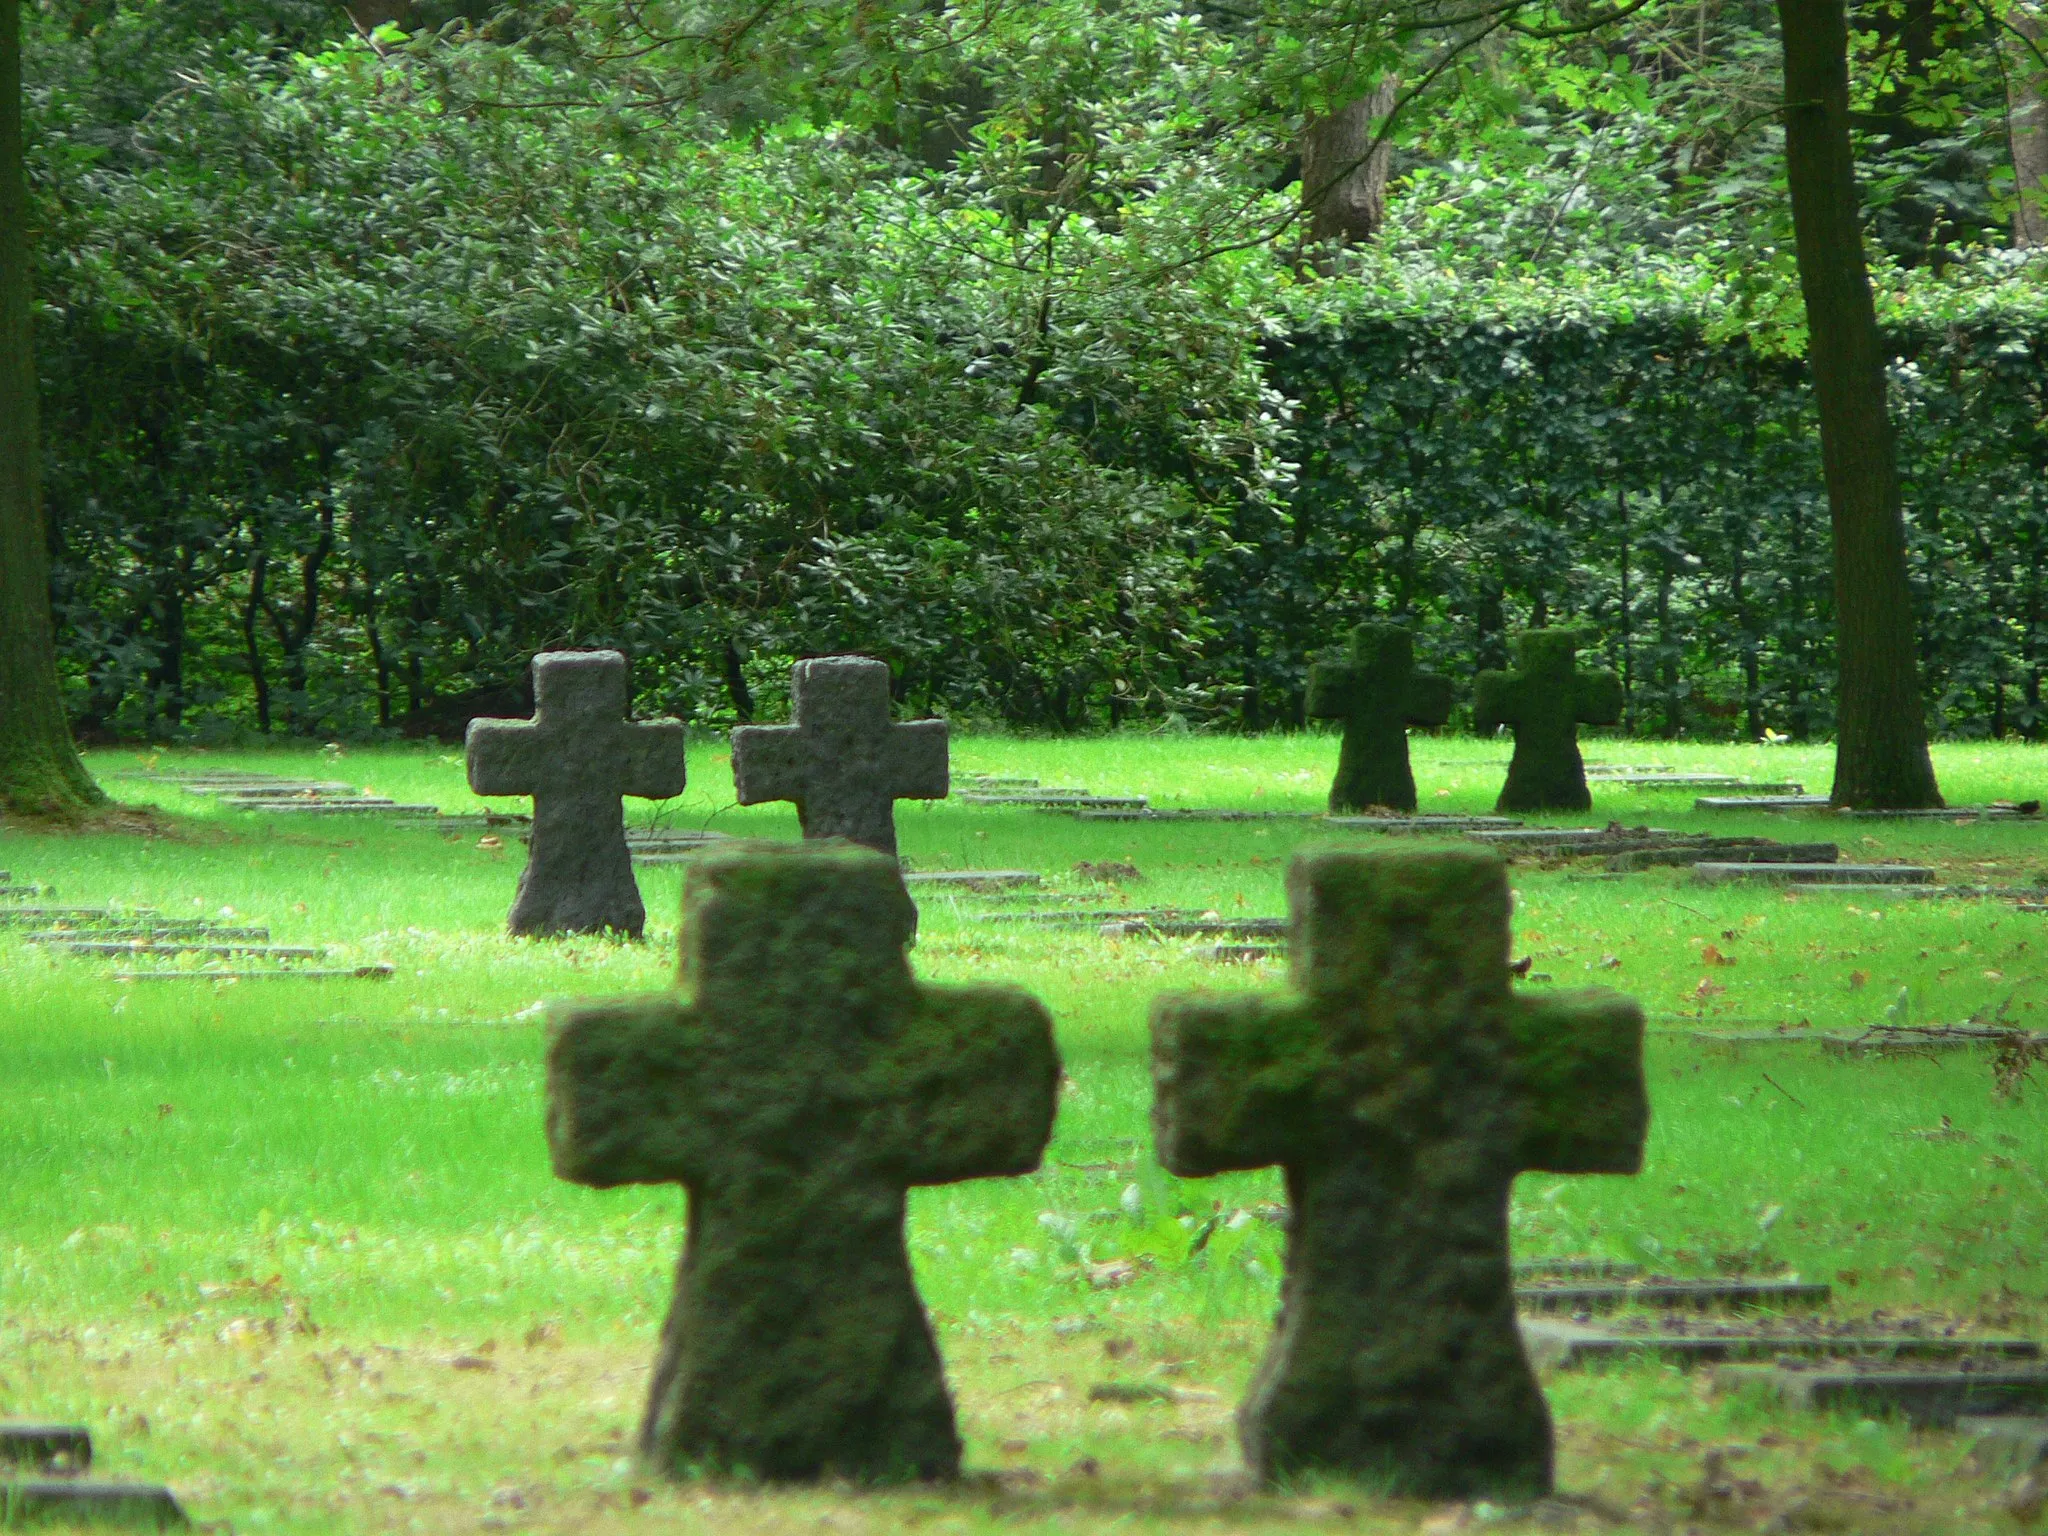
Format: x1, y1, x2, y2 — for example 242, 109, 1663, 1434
1760, 1072, 1807, 1109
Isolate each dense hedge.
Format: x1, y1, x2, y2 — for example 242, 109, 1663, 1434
1222, 292, 2048, 741
25, 33, 2048, 741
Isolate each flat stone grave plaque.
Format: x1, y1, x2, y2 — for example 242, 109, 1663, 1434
1515, 1277, 1831, 1314
2, 1482, 187, 1528
1325, 815, 1524, 833
1190, 943, 1281, 963
1072, 807, 1320, 822
1608, 842, 1840, 871
983, 908, 1203, 926
0, 1424, 90, 1473
1720, 1362, 2048, 1426
1838, 805, 2039, 820
1523, 1317, 2042, 1371
1615, 776, 1806, 792
117, 964, 394, 982
1102, 917, 1286, 940
902, 871, 1042, 890
960, 792, 1150, 810
954, 775, 1041, 789
1697, 795, 1833, 811
180, 779, 358, 797
1514, 1259, 1643, 1280
222, 797, 441, 816
53, 941, 321, 960
1695, 862, 1933, 886
0, 907, 163, 929
414, 811, 532, 832
25, 924, 268, 943
1690, 1024, 2048, 1055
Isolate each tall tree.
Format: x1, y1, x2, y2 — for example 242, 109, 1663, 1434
1777, 0, 1943, 806
2009, 0, 2048, 246
1301, 76, 1400, 250
1, 0, 102, 818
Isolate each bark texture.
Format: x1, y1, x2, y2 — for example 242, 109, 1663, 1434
0, 2, 102, 819
2011, 2, 2048, 248
1777, 0, 1943, 808
1300, 77, 1399, 251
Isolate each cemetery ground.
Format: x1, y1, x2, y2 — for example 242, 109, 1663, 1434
3, 735, 2047, 1534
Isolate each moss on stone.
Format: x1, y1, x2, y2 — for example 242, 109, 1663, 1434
1148, 846, 1648, 1500
546, 844, 1060, 1484
1304, 623, 1453, 814
1472, 630, 1624, 813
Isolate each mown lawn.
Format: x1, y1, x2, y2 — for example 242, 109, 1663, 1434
3, 733, 2046, 1533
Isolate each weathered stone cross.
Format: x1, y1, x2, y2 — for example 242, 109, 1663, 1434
1473, 629, 1624, 813
546, 845, 1060, 1483
466, 650, 686, 939
730, 657, 948, 855
1150, 846, 1647, 1499
1306, 622, 1454, 813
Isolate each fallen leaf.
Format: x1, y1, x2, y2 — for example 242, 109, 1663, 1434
1701, 945, 1736, 967
1848, 970, 1869, 990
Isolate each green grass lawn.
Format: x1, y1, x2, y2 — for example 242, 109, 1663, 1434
3, 732, 2047, 1533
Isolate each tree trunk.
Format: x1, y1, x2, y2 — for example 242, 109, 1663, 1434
1777, 0, 1943, 807
1300, 76, 1398, 253
2010, 1, 2048, 248
0, 3, 101, 819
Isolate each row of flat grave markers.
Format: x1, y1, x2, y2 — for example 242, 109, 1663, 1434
0, 1424, 186, 1528
538, 840, 2048, 1497
0, 874, 389, 982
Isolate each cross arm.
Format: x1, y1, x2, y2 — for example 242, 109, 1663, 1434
881, 719, 951, 802
1508, 989, 1648, 1175
879, 984, 1059, 1185
1403, 668, 1455, 728
1471, 670, 1520, 735
730, 724, 806, 805
546, 996, 709, 1188
1573, 669, 1625, 728
1304, 661, 1359, 722
1150, 994, 1324, 1177
618, 718, 689, 801
465, 717, 540, 797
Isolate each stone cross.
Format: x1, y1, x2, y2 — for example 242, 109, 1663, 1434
466, 650, 686, 939
1306, 622, 1453, 813
730, 657, 948, 855
546, 846, 1060, 1483
1150, 846, 1647, 1499
1472, 630, 1624, 813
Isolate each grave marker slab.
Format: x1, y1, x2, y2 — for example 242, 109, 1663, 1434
731, 657, 947, 856
1696, 795, 1833, 811
1473, 632, 1623, 813
546, 846, 1059, 1482
467, 650, 686, 939
1515, 1278, 1831, 1314
961, 793, 1148, 810
2, 1481, 187, 1528
1522, 1319, 2041, 1371
1326, 815, 1524, 833
1694, 862, 1932, 886
116, 965, 394, 982
1305, 622, 1453, 813
1149, 846, 1648, 1498
1102, 918, 1286, 940
0, 1425, 90, 1474
1722, 1363, 2048, 1426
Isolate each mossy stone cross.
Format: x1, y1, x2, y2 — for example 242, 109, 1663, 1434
465, 650, 686, 939
1473, 630, 1624, 812
730, 657, 949, 855
1150, 847, 1647, 1499
546, 846, 1060, 1483
1306, 623, 1453, 813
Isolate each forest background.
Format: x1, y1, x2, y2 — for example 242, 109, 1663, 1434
18, 0, 2048, 743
